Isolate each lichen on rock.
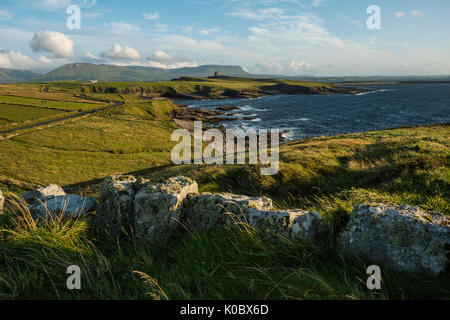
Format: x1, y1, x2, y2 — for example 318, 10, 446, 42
134, 176, 198, 239
338, 204, 450, 275
96, 175, 138, 237
179, 193, 273, 233
247, 208, 327, 241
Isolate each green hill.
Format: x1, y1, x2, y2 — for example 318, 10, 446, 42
0, 68, 41, 83
37, 63, 250, 82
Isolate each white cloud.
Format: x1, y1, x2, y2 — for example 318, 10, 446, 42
143, 12, 160, 20
100, 44, 140, 60
182, 26, 193, 33
249, 27, 269, 35
249, 60, 313, 75
29, 31, 74, 58
289, 60, 313, 72
81, 52, 104, 62
105, 22, 141, 34
251, 62, 285, 74
0, 50, 54, 70
38, 0, 71, 10
145, 60, 198, 69
198, 28, 220, 35
395, 12, 406, 19
35, 0, 96, 11
311, 0, 324, 7
0, 10, 12, 21
146, 50, 198, 69
229, 8, 285, 20
411, 10, 423, 18
148, 50, 172, 63
154, 23, 168, 32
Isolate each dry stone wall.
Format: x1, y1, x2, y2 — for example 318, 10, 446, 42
95, 175, 328, 243
14, 175, 449, 276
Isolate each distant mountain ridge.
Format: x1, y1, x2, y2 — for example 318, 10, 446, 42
0, 68, 41, 83
36, 63, 250, 82
1, 63, 449, 84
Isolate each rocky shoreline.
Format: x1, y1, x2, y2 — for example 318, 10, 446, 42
171, 104, 290, 144
164, 84, 370, 100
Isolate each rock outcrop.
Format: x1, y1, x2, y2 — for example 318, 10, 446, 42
22, 184, 96, 220
22, 184, 66, 203
338, 204, 450, 276
29, 194, 97, 220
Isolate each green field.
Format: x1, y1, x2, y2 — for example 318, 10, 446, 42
0, 95, 104, 111
0, 77, 335, 99
0, 85, 112, 132
0, 80, 448, 300
0, 103, 67, 124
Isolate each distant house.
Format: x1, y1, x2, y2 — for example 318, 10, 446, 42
90, 80, 98, 84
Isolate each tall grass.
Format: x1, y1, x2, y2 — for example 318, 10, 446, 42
0, 193, 448, 300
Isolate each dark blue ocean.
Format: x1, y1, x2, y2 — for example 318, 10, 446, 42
178, 83, 450, 141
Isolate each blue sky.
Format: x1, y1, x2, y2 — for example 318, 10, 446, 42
0, 0, 449, 75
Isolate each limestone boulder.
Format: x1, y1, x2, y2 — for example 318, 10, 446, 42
29, 194, 97, 220
134, 177, 198, 239
96, 175, 138, 236
180, 193, 273, 233
338, 204, 450, 275
22, 184, 66, 203
248, 208, 328, 241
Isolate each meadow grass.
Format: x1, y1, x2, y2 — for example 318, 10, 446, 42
0, 196, 448, 300
0, 83, 97, 102
8, 77, 332, 98
0, 103, 67, 124
0, 95, 104, 111
0, 84, 448, 300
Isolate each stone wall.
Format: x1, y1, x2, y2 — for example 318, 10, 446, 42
95, 175, 328, 243
19, 175, 447, 276
95, 175, 449, 276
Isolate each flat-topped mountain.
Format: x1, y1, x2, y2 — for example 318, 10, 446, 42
37, 63, 250, 82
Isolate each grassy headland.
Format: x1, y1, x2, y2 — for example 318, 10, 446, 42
0, 79, 448, 300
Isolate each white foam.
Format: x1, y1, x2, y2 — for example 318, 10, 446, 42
356, 89, 395, 96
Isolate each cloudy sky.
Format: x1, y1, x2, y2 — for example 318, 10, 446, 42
0, 0, 449, 76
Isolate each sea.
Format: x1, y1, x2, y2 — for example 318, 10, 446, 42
177, 83, 450, 141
